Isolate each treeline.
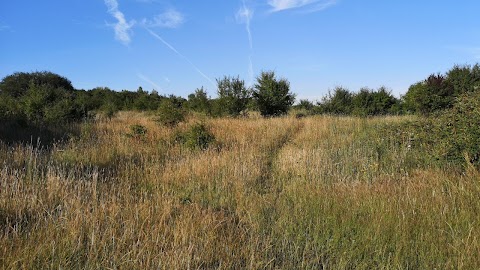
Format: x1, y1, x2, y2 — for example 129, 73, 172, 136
1, 64, 480, 127
304, 86, 402, 116
294, 64, 480, 116
0, 70, 295, 127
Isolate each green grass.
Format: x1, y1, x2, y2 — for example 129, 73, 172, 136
0, 112, 479, 269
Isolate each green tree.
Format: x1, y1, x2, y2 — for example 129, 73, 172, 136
352, 88, 375, 116
253, 71, 295, 117
187, 87, 211, 114
0, 71, 74, 98
156, 98, 186, 127
216, 76, 251, 117
318, 87, 353, 115
446, 64, 480, 95
370, 87, 399, 115
296, 99, 315, 111
403, 74, 453, 114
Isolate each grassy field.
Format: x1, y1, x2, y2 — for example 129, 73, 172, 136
1, 112, 479, 269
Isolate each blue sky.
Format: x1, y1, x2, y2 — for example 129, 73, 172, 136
1, 1, 479, 100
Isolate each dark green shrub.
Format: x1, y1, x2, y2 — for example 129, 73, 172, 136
156, 98, 186, 127
403, 64, 480, 115
130, 124, 147, 137
101, 102, 119, 120
317, 87, 353, 115
176, 123, 215, 151
429, 91, 480, 167
352, 87, 400, 116
295, 99, 314, 111
253, 71, 295, 117
0, 71, 74, 98
390, 91, 480, 170
216, 76, 251, 117
187, 87, 211, 114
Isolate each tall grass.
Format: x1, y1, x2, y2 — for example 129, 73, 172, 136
1, 112, 479, 269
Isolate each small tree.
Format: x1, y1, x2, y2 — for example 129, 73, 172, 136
403, 74, 453, 115
296, 99, 315, 111
253, 71, 295, 117
216, 76, 251, 117
317, 87, 353, 115
0, 71, 74, 98
187, 87, 211, 114
156, 98, 185, 127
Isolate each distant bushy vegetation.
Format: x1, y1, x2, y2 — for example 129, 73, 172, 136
314, 86, 401, 116
2, 64, 480, 144
403, 64, 480, 114
0, 71, 84, 125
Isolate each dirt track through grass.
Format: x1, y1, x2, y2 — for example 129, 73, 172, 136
2, 113, 480, 269
254, 120, 304, 194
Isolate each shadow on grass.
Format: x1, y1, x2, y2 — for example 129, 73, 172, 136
0, 120, 79, 147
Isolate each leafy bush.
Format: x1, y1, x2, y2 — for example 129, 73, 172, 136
428, 91, 480, 167
317, 87, 353, 115
156, 98, 186, 127
316, 86, 401, 116
389, 91, 480, 170
176, 123, 216, 151
253, 71, 295, 117
216, 76, 251, 117
129, 124, 147, 137
0, 71, 74, 98
403, 64, 480, 115
352, 87, 400, 116
187, 87, 212, 115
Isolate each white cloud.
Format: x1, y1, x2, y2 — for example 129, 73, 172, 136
142, 9, 185, 29
268, 0, 338, 12
104, 0, 136, 45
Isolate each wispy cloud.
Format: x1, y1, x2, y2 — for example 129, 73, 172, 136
104, 0, 136, 45
145, 28, 216, 88
0, 24, 10, 31
236, 0, 255, 85
268, 0, 338, 13
236, 1, 254, 49
142, 9, 185, 29
447, 46, 480, 60
465, 47, 480, 59
138, 73, 162, 91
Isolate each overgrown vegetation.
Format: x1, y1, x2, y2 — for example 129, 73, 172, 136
175, 122, 216, 150
403, 64, 480, 114
156, 98, 186, 127
1, 63, 480, 268
1, 113, 479, 268
253, 71, 296, 117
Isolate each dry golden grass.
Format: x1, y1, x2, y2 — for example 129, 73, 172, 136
1, 112, 479, 269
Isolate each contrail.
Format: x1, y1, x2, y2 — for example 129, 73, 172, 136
238, 0, 255, 86
137, 73, 162, 92
145, 28, 216, 88
248, 55, 254, 87
242, 0, 253, 50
